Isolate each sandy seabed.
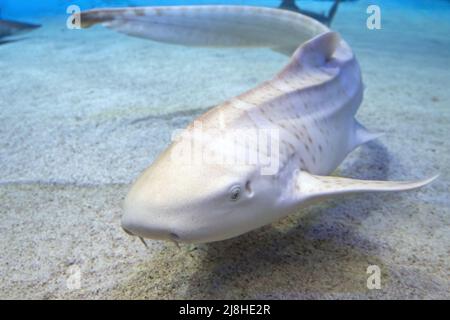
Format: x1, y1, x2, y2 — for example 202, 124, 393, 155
0, 0, 449, 299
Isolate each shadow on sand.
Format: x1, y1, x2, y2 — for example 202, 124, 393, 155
112, 141, 398, 299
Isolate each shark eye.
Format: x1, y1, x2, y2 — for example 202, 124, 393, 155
229, 185, 241, 201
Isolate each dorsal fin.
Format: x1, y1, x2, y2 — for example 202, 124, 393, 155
291, 31, 340, 68
274, 31, 346, 91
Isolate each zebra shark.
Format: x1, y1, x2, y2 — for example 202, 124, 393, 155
79, 6, 436, 244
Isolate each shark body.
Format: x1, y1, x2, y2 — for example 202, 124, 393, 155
79, 6, 436, 244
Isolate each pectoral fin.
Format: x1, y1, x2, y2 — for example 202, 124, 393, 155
296, 170, 437, 201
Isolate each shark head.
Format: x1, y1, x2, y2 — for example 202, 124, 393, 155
122, 143, 283, 244
122, 136, 437, 245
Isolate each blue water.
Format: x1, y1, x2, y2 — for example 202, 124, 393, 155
2, 0, 448, 19
1, 1, 272, 18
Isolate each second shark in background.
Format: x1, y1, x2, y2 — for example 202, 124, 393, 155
0, 10, 40, 45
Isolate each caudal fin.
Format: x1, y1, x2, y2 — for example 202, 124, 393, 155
78, 8, 121, 28
78, 6, 329, 56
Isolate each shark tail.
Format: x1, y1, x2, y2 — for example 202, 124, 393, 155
78, 6, 330, 56
78, 9, 121, 28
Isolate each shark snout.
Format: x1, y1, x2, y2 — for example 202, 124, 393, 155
122, 180, 175, 240
121, 211, 174, 241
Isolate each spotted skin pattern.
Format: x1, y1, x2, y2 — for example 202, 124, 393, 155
80, 6, 437, 243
